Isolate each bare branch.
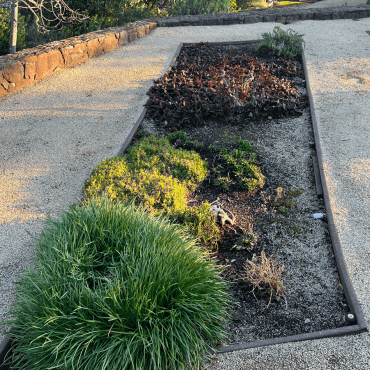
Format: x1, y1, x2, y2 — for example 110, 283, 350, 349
1, 0, 90, 32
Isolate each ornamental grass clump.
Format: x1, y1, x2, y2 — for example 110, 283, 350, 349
3, 197, 231, 370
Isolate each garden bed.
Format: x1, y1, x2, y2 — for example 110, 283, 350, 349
136, 40, 349, 345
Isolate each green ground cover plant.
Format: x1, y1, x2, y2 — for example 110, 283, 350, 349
212, 140, 265, 192
3, 197, 231, 370
84, 134, 220, 248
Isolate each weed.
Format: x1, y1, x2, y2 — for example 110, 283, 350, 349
213, 140, 264, 192
167, 130, 189, 144
274, 187, 303, 215
242, 250, 285, 308
219, 128, 240, 142
253, 26, 305, 60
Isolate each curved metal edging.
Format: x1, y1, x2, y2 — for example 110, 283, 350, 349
300, 43, 367, 332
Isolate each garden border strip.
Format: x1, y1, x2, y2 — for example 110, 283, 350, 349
0, 38, 368, 367
152, 5, 370, 27
312, 155, 323, 198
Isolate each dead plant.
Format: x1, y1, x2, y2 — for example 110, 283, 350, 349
242, 250, 285, 308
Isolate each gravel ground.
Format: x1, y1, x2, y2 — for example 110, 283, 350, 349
1, 3, 370, 369
299, 0, 367, 7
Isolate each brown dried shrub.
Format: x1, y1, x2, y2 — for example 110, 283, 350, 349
242, 250, 285, 308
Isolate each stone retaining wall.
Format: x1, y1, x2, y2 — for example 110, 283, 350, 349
0, 20, 156, 99
152, 5, 370, 26
0, 5, 369, 99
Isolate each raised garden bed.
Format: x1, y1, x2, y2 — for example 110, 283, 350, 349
130, 40, 365, 348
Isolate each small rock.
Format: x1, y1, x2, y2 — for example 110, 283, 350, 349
251, 254, 258, 264
231, 259, 236, 263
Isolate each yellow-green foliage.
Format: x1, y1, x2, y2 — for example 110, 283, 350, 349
84, 135, 220, 248
175, 202, 220, 247
125, 136, 207, 188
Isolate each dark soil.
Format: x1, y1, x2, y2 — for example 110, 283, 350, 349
138, 41, 349, 345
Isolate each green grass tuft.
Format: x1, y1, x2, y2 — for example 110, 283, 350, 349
3, 197, 231, 370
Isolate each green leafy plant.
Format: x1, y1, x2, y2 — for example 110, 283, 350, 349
3, 196, 231, 370
165, 0, 236, 16
213, 140, 265, 192
167, 130, 189, 143
175, 201, 220, 247
214, 175, 232, 191
253, 26, 305, 60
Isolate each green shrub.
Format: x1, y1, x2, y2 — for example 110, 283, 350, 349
21, 0, 158, 51
0, 8, 26, 55
253, 26, 305, 60
3, 197, 231, 370
165, 0, 236, 16
84, 135, 220, 248
174, 201, 220, 247
235, 0, 253, 10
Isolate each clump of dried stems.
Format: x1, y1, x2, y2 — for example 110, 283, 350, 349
242, 250, 285, 308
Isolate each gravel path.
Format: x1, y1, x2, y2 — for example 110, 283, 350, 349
1, 4, 370, 369
300, 0, 367, 7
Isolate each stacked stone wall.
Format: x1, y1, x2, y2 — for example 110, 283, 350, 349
0, 20, 156, 98
152, 5, 370, 26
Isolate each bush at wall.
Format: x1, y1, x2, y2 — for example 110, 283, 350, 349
165, 0, 237, 16
20, 0, 157, 51
0, 8, 26, 55
3, 197, 230, 370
